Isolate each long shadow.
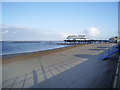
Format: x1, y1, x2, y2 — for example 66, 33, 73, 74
32, 69, 38, 86
27, 52, 118, 88
97, 47, 110, 48
88, 49, 106, 51
88, 46, 111, 51
74, 54, 93, 58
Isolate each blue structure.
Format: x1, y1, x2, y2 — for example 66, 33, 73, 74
100, 43, 119, 60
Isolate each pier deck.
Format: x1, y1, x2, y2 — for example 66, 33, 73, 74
64, 39, 109, 44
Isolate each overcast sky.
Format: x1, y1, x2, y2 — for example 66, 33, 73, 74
1, 2, 118, 41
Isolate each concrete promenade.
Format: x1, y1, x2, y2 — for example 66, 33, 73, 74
118, 57, 120, 89
2, 43, 118, 88
116, 56, 120, 89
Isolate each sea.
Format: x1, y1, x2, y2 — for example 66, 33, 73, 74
1, 41, 70, 56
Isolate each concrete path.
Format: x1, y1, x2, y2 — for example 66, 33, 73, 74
2, 43, 117, 88
116, 56, 120, 89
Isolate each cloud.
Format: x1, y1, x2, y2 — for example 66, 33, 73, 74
1, 25, 65, 41
83, 27, 101, 39
13, 31, 18, 34
60, 32, 73, 38
2, 30, 9, 34
60, 27, 101, 40
1, 25, 102, 41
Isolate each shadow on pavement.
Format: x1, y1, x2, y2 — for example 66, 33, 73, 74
97, 47, 111, 48
28, 52, 118, 88
74, 54, 93, 58
88, 49, 106, 51
32, 69, 38, 86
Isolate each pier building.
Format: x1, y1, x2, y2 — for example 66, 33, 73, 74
64, 35, 109, 44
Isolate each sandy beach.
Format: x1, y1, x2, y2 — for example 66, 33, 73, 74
2, 44, 87, 64
2, 43, 117, 88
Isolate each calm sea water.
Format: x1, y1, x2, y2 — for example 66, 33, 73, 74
1, 41, 69, 55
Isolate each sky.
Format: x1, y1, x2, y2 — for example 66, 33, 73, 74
1, 2, 118, 41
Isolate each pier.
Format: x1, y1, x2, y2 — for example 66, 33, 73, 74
64, 39, 109, 44
64, 35, 109, 44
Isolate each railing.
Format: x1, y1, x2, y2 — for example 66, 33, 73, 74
99, 43, 119, 60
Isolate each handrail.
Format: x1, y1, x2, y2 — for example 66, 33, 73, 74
99, 43, 119, 60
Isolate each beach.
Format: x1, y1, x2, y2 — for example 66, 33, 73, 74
2, 43, 118, 88
3, 43, 87, 64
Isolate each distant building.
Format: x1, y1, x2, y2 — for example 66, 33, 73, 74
109, 36, 120, 43
66, 35, 86, 40
116, 37, 120, 43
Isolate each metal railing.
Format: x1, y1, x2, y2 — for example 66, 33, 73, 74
99, 43, 119, 60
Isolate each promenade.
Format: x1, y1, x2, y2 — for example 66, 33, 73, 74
2, 43, 118, 88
